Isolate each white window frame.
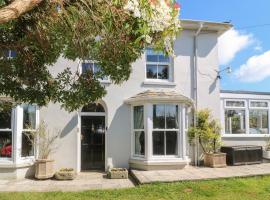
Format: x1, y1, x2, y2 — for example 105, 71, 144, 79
223, 99, 248, 135
222, 98, 270, 137
80, 60, 110, 83
0, 108, 14, 162
151, 104, 180, 158
145, 48, 173, 83
249, 100, 269, 135
132, 105, 145, 158
0, 104, 39, 165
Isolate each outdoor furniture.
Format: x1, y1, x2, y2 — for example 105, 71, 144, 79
221, 145, 262, 166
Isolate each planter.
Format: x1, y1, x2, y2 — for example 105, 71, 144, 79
107, 168, 128, 179
35, 159, 54, 179
263, 150, 270, 159
54, 168, 76, 180
204, 153, 226, 168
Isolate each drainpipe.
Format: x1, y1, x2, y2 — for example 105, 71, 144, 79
193, 22, 204, 167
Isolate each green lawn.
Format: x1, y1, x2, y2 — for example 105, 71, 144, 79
1, 176, 270, 200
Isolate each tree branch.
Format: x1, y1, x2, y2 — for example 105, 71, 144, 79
0, 0, 43, 24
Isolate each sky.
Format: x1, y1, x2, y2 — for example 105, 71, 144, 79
179, 0, 270, 92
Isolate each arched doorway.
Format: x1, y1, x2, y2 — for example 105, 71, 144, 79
80, 103, 106, 171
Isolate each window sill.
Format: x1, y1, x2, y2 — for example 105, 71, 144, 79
222, 134, 270, 138
100, 80, 111, 84
143, 81, 176, 86
0, 162, 34, 169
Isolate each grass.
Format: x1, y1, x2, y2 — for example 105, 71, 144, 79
1, 176, 270, 200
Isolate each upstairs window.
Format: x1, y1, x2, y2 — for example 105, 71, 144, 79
2, 50, 16, 59
145, 48, 170, 80
81, 62, 108, 81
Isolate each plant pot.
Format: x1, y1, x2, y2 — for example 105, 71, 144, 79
263, 150, 270, 159
107, 168, 128, 179
204, 153, 226, 168
35, 159, 54, 179
55, 168, 76, 180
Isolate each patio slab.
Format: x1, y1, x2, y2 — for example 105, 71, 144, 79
131, 163, 270, 184
0, 172, 135, 192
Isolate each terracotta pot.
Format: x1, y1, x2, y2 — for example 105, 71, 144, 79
204, 153, 226, 168
35, 159, 54, 179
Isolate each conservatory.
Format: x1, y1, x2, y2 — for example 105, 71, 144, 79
125, 90, 193, 170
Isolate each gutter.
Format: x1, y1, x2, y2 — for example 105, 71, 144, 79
193, 22, 204, 167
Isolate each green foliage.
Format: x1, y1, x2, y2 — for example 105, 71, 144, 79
0, 1, 181, 111
188, 109, 222, 154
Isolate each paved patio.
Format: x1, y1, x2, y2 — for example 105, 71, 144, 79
0, 172, 134, 192
131, 163, 270, 184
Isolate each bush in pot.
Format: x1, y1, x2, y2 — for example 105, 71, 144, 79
188, 109, 226, 168
25, 121, 59, 179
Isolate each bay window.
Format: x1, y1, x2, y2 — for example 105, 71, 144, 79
0, 103, 38, 163
21, 105, 37, 157
152, 104, 178, 156
133, 106, 145, 156
0, 107, 12, 159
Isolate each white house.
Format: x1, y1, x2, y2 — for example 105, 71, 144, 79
3, 19, 267, 180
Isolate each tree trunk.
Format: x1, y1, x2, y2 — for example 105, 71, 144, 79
0, 0, 43, 24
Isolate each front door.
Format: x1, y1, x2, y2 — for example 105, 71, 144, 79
81, 116, 105, 171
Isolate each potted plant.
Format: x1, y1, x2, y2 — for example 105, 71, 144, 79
54, 168, 76, 180
188, 109, 226, 168
25, 121, 59, 179
107, 168, 128, 179
263, 137, 270, 159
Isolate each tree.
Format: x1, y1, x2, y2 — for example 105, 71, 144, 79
0, 0, 181, 111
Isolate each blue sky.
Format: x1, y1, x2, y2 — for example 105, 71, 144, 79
179, 0, 270, 92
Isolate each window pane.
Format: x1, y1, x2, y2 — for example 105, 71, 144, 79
159, 54, 169, 63
0, 108, 11, 129
166, 131, 177, 155
146, 65, 157, 79
153, 105, 165, 129
0, 131, 12, 158
250, 101, 268, 108
157, 65, 168, 79
82, 63, 93, 73
249, 110, 268, 134
134, 106, 144, 129
147, 55, 159, 62
153, 131, 164, 155
225, 110, 246, 134
10, 50, 17, 58
81, 103, 105, 112
166, 105, 178, 129
226, 101, 245, 107
134, 131, 145, 156
21, 132, 34, 157
23, 105, 36, 129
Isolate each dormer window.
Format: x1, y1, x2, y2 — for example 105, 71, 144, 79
145, 48, 171, 81
81, 62, 108, 81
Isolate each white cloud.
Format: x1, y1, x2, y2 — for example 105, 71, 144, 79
218, 28, 253, 65
235, 50, 270, 82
